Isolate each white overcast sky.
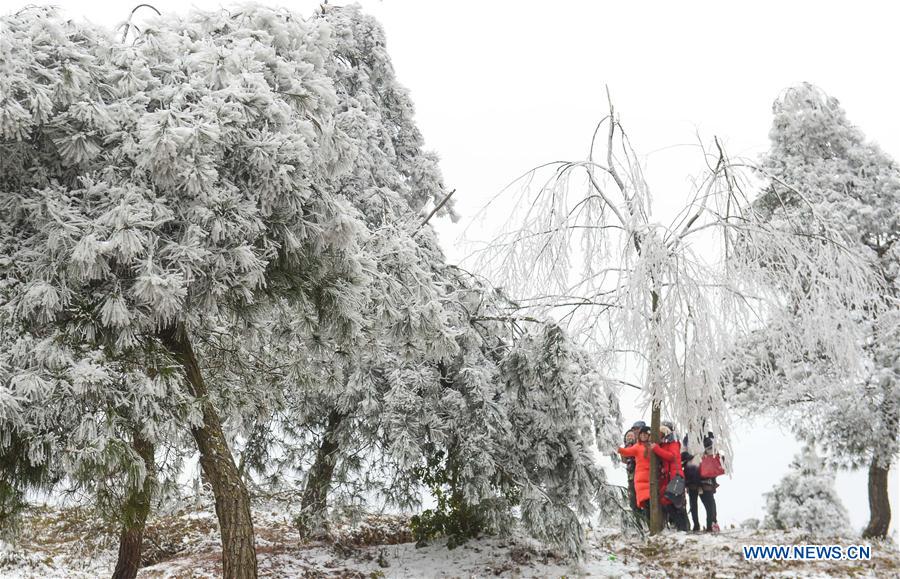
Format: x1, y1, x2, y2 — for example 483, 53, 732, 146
11, 0, 900, 533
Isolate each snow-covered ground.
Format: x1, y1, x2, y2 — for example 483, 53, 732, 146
1, 500, 897, 578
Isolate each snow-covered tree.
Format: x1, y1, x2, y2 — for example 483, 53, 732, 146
191, 6, 620, 557
205, 265, 621, 557
186, 2, 458, 519
0, 4, 618, 571
179, 2, 464, 528
732, 84, 900, 538
471, 98, 883, 534
498, 322, 621, 556
764, 447, 851, 535
0, 319, 190, 578
0, 6, 375, 577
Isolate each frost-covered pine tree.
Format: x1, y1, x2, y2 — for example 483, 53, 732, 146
178, 2, 463, 527
0, 5, 615, 573
764, 447, 851, 536
499, 322, 621, 557
733, 84, 900, 539
0, 318, 188, 579
192, 6, 620, 558
206, 267, 621, 557
472, 97, 883, 534
0, 6, 377, 577
382, 277, 621, 558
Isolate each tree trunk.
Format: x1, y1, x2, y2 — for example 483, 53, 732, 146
648, 285, 664, 535
111, 431, 155, 579
159, 323, 257, 579
648, 404, 663, 534
298, 409, 345, 535
862, 456, 891, 539
301, 409, 345, 515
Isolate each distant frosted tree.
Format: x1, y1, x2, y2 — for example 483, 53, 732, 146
733, 84, 900, 539
764, 447, 851, 535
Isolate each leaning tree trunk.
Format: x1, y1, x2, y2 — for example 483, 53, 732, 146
159, 323, 257, 579
111, 431, 155, 579
862, 456, 892, 539
299, 409, 345, 535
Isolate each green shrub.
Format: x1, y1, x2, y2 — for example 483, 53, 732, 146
409, 450, 486, 549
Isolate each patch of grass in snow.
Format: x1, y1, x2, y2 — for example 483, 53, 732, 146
15, 505, 118, 555
140, 506, 221, 566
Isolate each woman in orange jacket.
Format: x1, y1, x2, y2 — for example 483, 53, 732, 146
618, 425, 652, 515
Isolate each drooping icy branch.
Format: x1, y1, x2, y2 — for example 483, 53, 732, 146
468, 105, 884, 458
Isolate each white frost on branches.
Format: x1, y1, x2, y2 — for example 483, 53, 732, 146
0, 3, 622, 560
471, 105, 883, 459
730, 84, 900, 474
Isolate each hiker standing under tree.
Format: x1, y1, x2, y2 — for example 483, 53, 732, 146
618, 425, 653, 525
652, 421, 689, 531
623, 421, 646, 515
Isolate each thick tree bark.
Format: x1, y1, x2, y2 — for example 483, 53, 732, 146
159, 323, 257, 579
862, 456, 891, 539
111, 431, 155, 579
299, 409, 345, 532
862, 388, 896, 539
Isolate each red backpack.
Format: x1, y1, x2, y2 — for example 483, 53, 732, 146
699, 453, 725, 478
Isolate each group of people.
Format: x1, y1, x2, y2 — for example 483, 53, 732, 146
617, 420, 723, 533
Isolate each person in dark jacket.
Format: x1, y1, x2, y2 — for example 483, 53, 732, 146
682, 432, 722, 532
682, 448, 703, 531
699, 433, 721, 532
652, 420, 688, 531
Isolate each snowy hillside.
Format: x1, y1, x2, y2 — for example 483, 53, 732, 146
1, 498, 897, 578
